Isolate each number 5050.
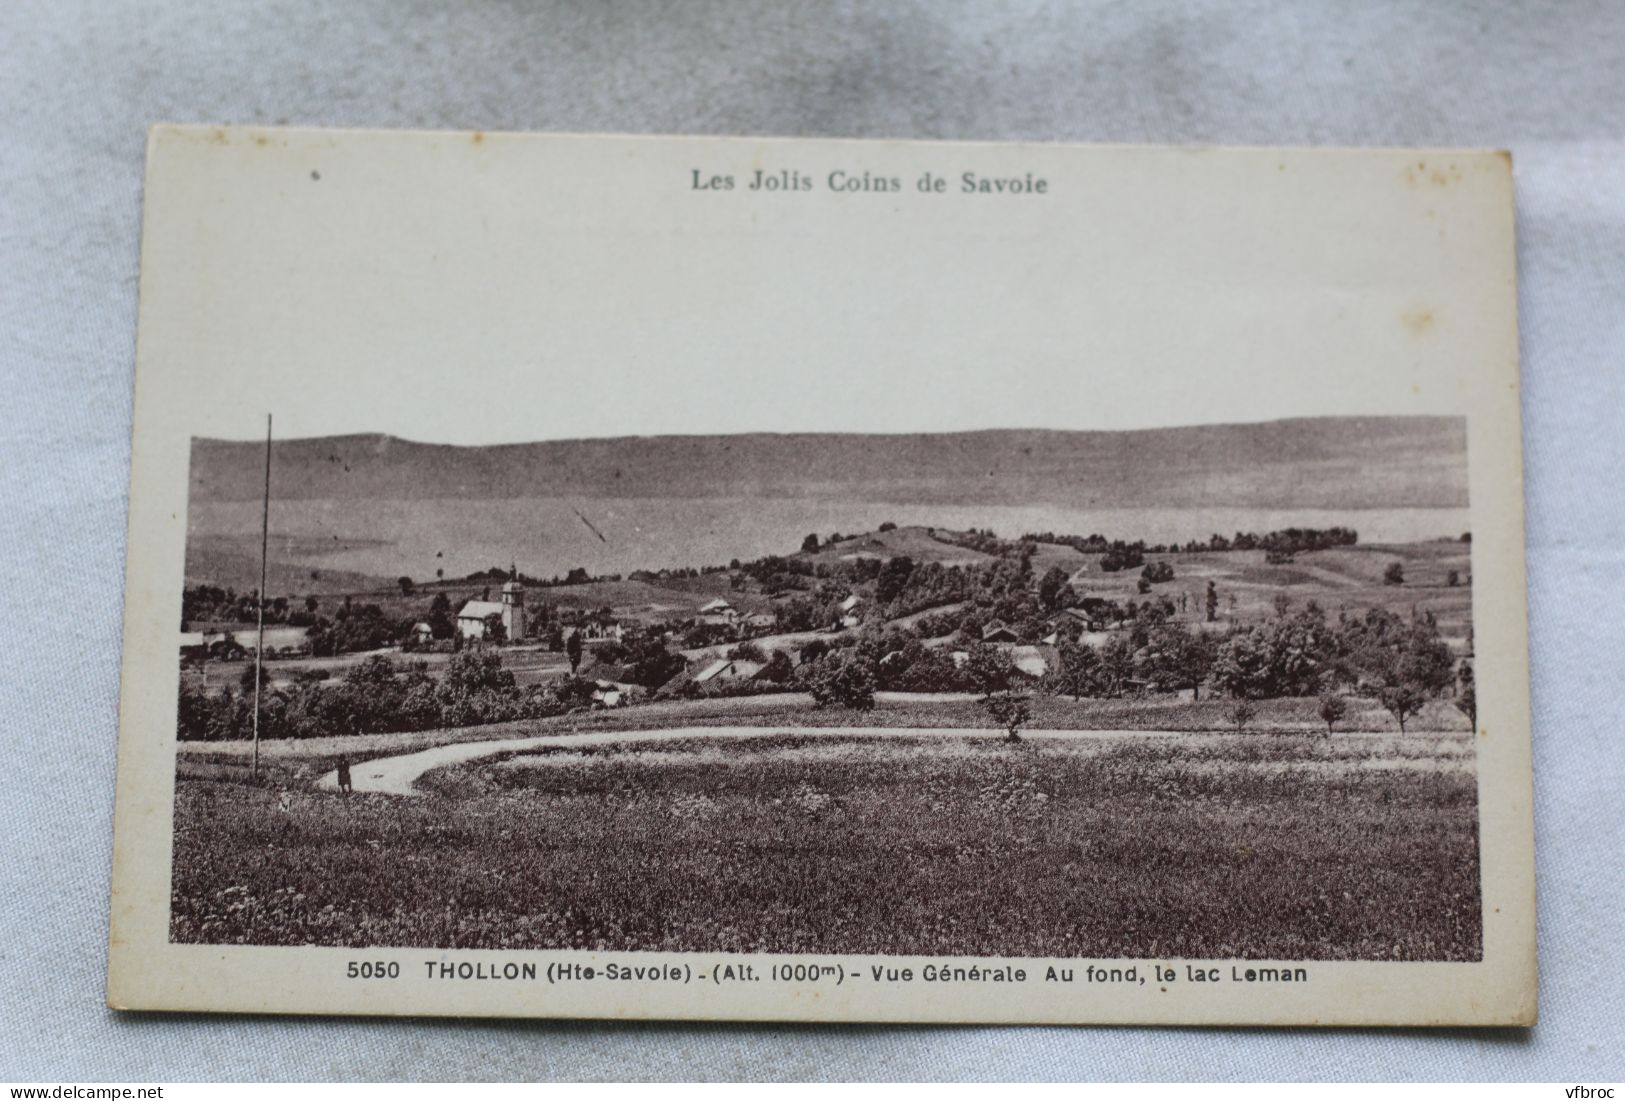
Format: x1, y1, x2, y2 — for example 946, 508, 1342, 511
346, 960, 400, 979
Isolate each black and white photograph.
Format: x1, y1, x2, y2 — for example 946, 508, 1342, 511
172, 415, 1481, 965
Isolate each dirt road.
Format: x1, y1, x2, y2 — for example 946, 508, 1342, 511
314, 725, 1142, 795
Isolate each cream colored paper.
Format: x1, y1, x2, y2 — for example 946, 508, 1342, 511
109, 126, 1533, 1025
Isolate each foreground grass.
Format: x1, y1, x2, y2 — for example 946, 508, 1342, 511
171, 731, 1480, 960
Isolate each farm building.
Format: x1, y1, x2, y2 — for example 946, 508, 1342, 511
698, 598, 738, 626
981, 621, 1020, 643
1049, 600, 1122, 634
578, 619, 624, 642
590, 681, 625, 708
180, 625, 311, 657
1009, 645, 1058, 679
837, 593, 864, 629
693, 657, 763, 684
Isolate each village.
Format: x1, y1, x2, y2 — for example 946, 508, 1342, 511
175, 521, 1476, 743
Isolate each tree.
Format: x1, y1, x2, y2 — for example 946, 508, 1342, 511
1205, 580, 1218, 623
565, 630, 584, 674
1318, 692, 1348, 736
1140, 561, 1175, 584
1446, 569, 1460, 587
1383, 561, 1405, 585
623, 636, 686, 689
1095, 633, 1137, 698
427, 592, 454, 640
1145, 623, 1214, 699
876, 555, 916, 603
1455, 661, 1477, 728
1210, 630, 1271, 700
762, 650, 795, 684
801, 533, 821, 554
1227, 700, 1258, 734
397, 576, 415, 596
441, 651, 516, 697
878, 521, 897, 532
1037, 565, 1074, 611
551, 674, 599, 711
1047, 640, 1100, 700
799, 638, 831, 664
963, 642, 1015, 700
808, 658, 875, 710
481, 613, 506, 645
1379, 683, 1425, 733
728, 640, 768, 662
982, 689, 1032, 743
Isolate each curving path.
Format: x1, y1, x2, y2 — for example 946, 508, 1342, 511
312, 725, 1139, 796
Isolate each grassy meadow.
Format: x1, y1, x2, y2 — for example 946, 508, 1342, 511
171, 726, 1480, 960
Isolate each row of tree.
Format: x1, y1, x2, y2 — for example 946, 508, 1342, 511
177, 653, 607, 741
787, 600, 1466, 732
1021, 526, 1360, 557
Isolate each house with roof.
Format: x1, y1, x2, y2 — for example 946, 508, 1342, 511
1010, 644, 1059, 679
740, 612, 777, 634
180, 625, 311, 657
981, 621, 1021, 644
697, 598, 738, 626
837, 593, 865, 629
590, 681, 625, 708
1048, 599, 1122, 635
694, 657, 763, 684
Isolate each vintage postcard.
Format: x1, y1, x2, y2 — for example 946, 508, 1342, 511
108, 127, 1534, 1025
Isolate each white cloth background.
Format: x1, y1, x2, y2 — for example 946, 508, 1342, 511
2, 0, 1621, 1082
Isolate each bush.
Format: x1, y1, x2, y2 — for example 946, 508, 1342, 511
1227, 700, 1258, 734
1317, 692, 1347, 735
1383, 561, 1405, 585
982, 690, 1032, 742
808, 659, 876, 710
1140, 561, 1175, 584
727, 640, 767, 663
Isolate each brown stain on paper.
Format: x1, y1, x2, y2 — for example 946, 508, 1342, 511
1401, 305, 1436, 336
1403, 160, 1463, 189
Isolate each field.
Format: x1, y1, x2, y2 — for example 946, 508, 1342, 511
170, 727, 1481, 960
1068, 541, 1474, 643
174, 690, 1472, 774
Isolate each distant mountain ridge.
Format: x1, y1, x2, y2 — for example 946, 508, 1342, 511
190, 417, 1467, 510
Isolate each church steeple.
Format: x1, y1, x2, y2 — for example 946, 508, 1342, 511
500, 563, 526, 639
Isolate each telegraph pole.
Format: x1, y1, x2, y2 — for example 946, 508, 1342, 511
252, 414, 271, 779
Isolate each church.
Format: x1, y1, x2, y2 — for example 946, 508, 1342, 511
456, 574, 527, 641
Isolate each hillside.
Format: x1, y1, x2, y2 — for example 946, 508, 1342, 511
812, 526, 997, 565
190, 417, 1468, 510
